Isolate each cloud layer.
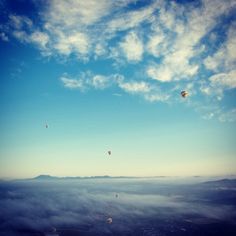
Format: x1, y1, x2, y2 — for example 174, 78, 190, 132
1, 178, 236, 235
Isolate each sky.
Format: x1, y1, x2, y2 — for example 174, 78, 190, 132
0, 0, 236, 178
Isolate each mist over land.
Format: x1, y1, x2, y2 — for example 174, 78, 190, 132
1, 176, 236, 236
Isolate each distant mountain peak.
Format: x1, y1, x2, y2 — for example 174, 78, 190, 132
31, 175, 130, 181
34, 175, 56, 180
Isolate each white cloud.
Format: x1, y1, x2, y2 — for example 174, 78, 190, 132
158, 5, 176, 30
91, 75, 110, 89
202, 112, 215, 120
0, 32, 8, 41
12, 30, 28, 42
9, 14, 32, 30
209, 70, 236, 89
12, 29, 50, 52
8, 0, 116, 59
199, 85, 211, 96
7, 1, 161, 61
60, 71, 171, 105
60, 76, 84, 89
198, 105, 236, 123
107, 2, 158, 34
5, 0, 236, 121
226, 23, 236, 62
94, 43, 107, 57
146, 0, 236, 82
60, 72, 124, 91
8, 0, 236, 65
204, 50, 224, 71
219, 108, 236, 122
204, 22, 236, 72
147, 65, 173, 82
146, 32, 165, 57
146, 61, 198, 83
200, 69, 236, 99
200, 85, 224, 101
119, 81, 150, 93
144, 93, 169, 102
54, 32, 89, 56
120, 32, 143, 62
46, 0, 112, 27
41, 0, 156, 59
30, 31, 49, 48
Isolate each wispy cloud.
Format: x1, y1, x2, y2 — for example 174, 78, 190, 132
53, 31, 89, 56
210, 70, 236, 89
106, 1, 158, 34
9, 14, 33, 30
204, 22, 236, 73
30, 31, 49, 49
60, 72, 124, 91
3, 0, 236, 121
144, 93, 170, 103
119, 31, 143, 62
60, 76, 84, 90
60, 71, 171, 104
119, 81, 150, 93
219, 108, 236, 122
0, 31, 8, 41
91, 75, 111, 89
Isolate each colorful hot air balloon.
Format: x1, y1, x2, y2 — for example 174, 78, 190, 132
181, 91, 188, 98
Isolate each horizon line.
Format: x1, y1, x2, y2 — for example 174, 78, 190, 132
1, 173, 236, 181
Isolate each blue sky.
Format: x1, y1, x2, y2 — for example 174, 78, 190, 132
0, 0, 236, 178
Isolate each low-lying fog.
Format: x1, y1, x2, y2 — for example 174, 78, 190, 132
0, 177, 236, 236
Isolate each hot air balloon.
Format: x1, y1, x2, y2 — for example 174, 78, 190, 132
181, 91, 188, 98
108, 151, 111, 156
106, 217, 113, 224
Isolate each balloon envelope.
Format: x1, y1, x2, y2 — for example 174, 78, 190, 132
106, 217, 112, 224
181, 91, 188, 98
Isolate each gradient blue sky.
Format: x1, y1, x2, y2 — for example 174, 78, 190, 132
0, 0, 236, 178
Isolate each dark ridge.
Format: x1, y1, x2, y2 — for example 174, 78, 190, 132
33, 174, 57, 180
30, 175, 129, 181
202, 178, 236, 185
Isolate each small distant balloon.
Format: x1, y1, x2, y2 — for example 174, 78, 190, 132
45, 123, 48, 128
106, 217, 113, 224
108, 151, 111, 156
115, 194, 118, 198
181, 91, 188, 98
